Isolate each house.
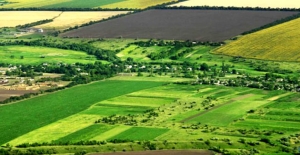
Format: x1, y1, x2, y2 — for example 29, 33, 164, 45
37, 28, 43, 33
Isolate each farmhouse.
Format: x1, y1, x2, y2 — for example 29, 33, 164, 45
0, 79, 8, 84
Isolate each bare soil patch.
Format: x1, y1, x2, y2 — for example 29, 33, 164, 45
62, 9, 297, 42
0, 90, 37, 101
91, 150, 213, 155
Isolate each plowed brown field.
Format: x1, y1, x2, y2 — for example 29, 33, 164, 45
62, 9, 298, 42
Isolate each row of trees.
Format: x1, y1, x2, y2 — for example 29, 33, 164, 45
163, 6, 300, 11
16, 19, 53, 29
0, 39, 119, 61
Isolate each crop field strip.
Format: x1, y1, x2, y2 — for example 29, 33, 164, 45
0, 80, 164, 145
109, 127, 170, 141
0, 11, 61, 27
170, 0, 300, 8
61, 9, 298, 42
0, 11, 128, 30
1, 0, 177, 8
38, 11, 129, 30
0, 46, 97, 65
213, 17, 300, 61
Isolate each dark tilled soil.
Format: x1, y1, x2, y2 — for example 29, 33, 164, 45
91, 150, 213, 155
62, 9, 298, 42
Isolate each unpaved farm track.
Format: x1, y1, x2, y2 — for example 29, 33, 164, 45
180, 94, 254, 123
91, 150, 213, 155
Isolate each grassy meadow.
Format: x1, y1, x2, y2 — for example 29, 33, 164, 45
0, 45, 97, 64
213, 18, 300, 62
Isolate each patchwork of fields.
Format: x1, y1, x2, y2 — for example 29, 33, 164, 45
38, 11, 129, 30
0, 11, 128, 30
213, 17, 300, 61
61, 9, 297, 41
0, 46, 97, 64
1, 0, 300, 154
3, 76, 300, 153
0, 11, 61, 27
1, 0, 177, 8
0, 80, 163, 145
171, 0, 300, 8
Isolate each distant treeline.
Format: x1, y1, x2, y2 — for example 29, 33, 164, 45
242, 13, 300, 35
16, 19, 53, 29
163, 6, 300, 12
0, 39, 119, 61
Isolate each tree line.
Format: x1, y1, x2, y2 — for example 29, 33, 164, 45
0, 39, 119, 61
16, 19, 53, 29
161, 6, 300, 12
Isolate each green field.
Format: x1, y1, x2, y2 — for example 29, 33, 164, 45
82, 104, 152, 116
0, 80, 163, 145
213, 18, 300, 62
44, 0, 125, 8
0, 46, 97, 65
57, 124, 115, 142
109, 127, 169, 141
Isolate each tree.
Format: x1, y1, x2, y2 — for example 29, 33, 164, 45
200, 63, 209, 71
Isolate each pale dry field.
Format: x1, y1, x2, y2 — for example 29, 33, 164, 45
38, 11, 129, 30
0, 0, 68, 8
0, 11, 61, 27
171, 0, 300, 8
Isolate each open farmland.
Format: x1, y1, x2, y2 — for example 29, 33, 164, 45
171, 0, 300, 8
38, 11, 129, 30
213, 17, 300, 61
5, 77, 300, 153
62, 9, 298, 42
0, 11, 61, 27
1, 0, 177, 8
0, 46, 97, 65
100, 0, 178, 9
92, 150, 213, 155
0, 0, 65, 8
0, 80, 163, 145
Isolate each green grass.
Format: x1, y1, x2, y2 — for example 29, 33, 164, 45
233, 119, 300, 132
102, 95, 175, 107
56, 124, 115, 142
266, 93, 300, 109
0, 80, 163, 145
0, 45, 97, 65
109, 127, 169, 141
81, 104, 152, 116
188, 99, 269, 126
44, 0, 125, 8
